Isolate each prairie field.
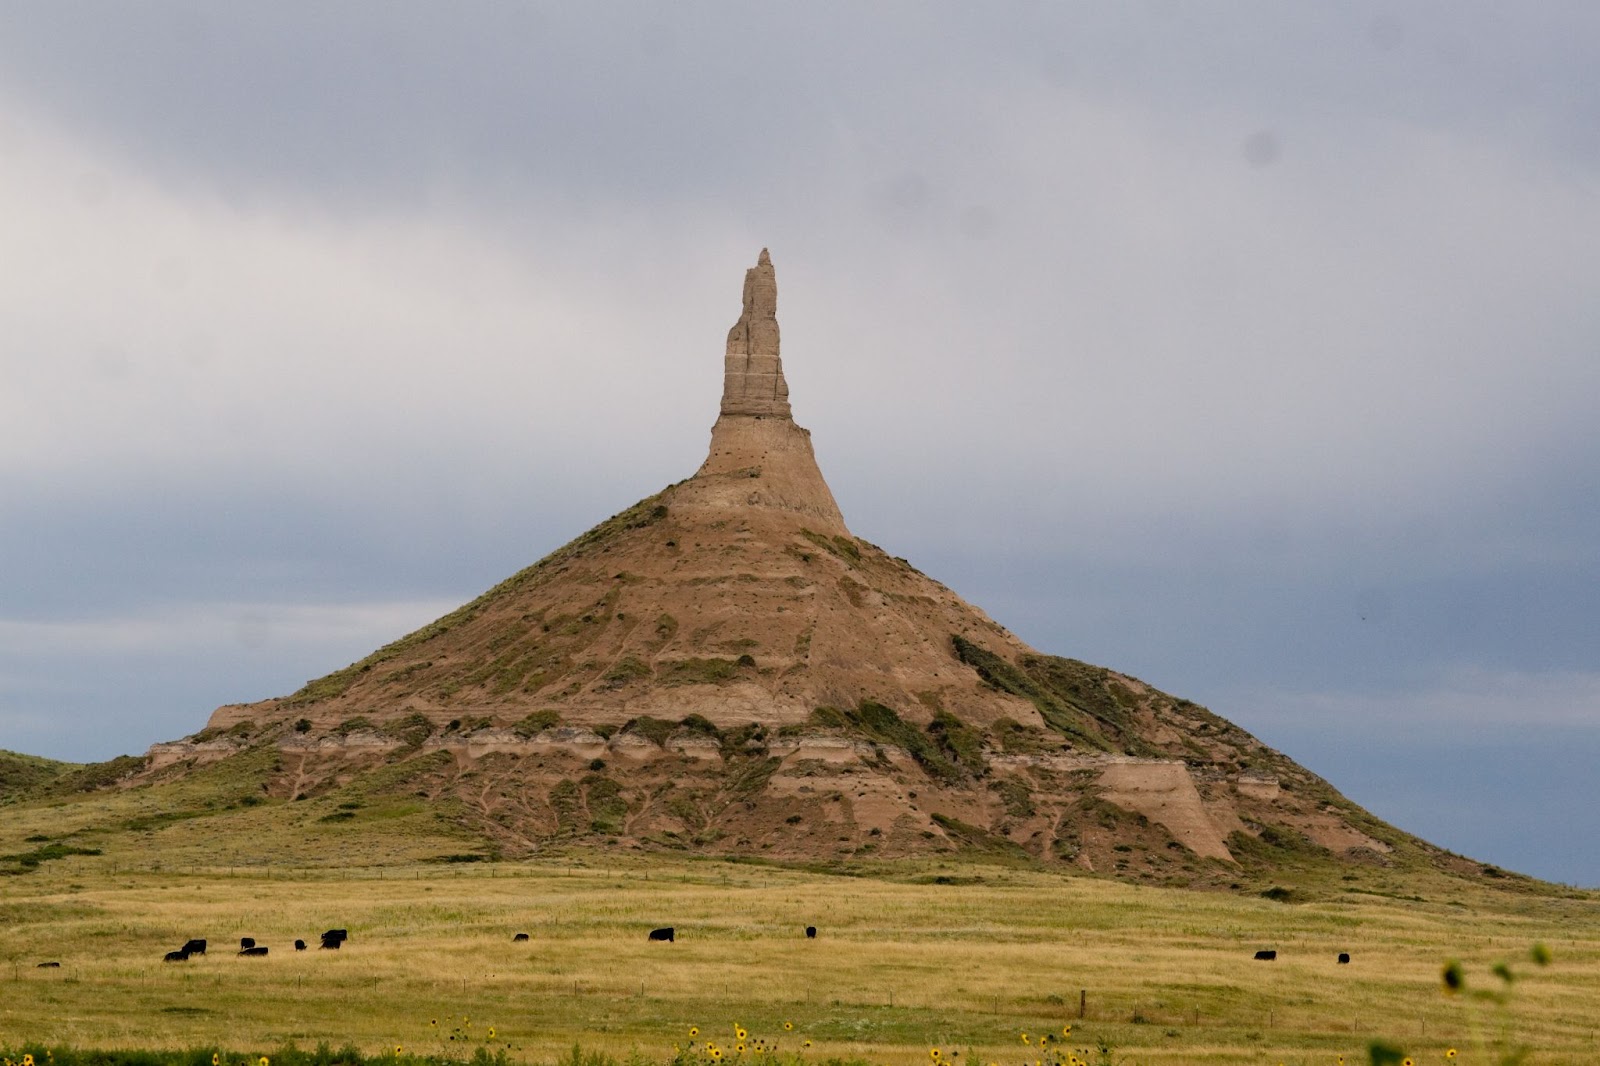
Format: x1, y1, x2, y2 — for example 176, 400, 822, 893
2, 853, 1597, 1066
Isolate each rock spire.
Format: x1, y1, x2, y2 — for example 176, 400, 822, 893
690, 250, 847, 533
720, 248, 791, 418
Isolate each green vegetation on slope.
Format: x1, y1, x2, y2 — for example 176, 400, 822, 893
0, 750, 80, 803
951, 636, 1159, 756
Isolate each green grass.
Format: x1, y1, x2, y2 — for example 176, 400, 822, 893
0, 751, 82, 802
1, 854, 1595, 1065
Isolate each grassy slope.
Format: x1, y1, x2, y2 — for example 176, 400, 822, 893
0, 750, 82, 802
0, 852, 1595, 1065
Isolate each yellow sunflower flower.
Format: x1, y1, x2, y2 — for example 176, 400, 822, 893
260, 1058, 271, 1066
690, 1028, 700, 1038
711, 1051, 723, 1061
736, 1029, 748, 1041
393, 1047, 402, 1056
1403, 1059, 1414, 1066
803, 1042, 812, 1049
930, 1050, 941, 1061
1020, 1034, 1030, 1045
487, 1029, 495, 1039
784, 1022, 794, 1032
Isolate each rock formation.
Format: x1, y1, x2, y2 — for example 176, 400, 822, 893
719, 248, 789, 418
689, 250, 847, 534
144, 249, 1496, 891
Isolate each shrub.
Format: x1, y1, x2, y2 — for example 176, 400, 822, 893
513, 709, 561, 737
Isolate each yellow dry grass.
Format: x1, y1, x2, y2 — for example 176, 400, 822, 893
2, 854, 1598, 1065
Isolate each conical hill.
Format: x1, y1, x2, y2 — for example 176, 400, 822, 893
142, 251, 1512, 890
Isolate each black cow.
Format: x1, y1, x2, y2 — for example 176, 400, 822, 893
648, 927, 675, 942
294, 939, 307, 951
164, 950, 189, 962
1337, 952, 1351, 964
240, 937, 256, 950
37, 961, 61, 968
512, 933, 530, 942
805, 926, 817, 939
181, 939, 207, 955
320, 929, 347, 950
1253, 949, 1277, 961
239, 945, 269, 957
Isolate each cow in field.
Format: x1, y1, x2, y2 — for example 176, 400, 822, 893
320, 929, 347, 950
805, 926, 817, 939
1253, 949, 1277, 961
164, 950, 189, 962
181, 939, 207, 955
513, 933, 530, 942
239, 945, 269, 957
294, 939, 307, 951
1338, 952, 1351, 964
648, 927, 674, 942
37, 962, 61, 968
240, 937, 256, 950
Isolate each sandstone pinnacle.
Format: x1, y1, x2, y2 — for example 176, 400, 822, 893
693, 250, 847, 532
720, 248, 790, 418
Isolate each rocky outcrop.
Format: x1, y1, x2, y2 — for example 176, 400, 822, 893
720, 249, 790, 418
690, 250, 848, 531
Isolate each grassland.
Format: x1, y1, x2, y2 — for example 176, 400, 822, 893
2, 850, 1598, 1066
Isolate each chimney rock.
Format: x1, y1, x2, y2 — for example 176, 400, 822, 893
720, 248, 791, 418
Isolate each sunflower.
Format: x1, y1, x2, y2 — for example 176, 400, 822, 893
736, 1029, 748, 1041
23, 1057, 35, 1066
260, 1059, 270, 1066
784, 1023, 794, 1032
737, 1045, 746, 1054
803, 1042, 812, 1050
690, 1028, 700, 1038
930, 1050, 941, 1061
1020, 1034, 1030, 1045
488, 1029, 496, 1039
213, 1055, 221, 1066
1061, 1026, 1072, 1037
1402, 1060, 1414, 1066
393, 1047, 402, 1056
710, 1051, 723, 1061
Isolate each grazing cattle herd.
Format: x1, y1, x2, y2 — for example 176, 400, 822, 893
152, 929, 351, 962
38, 922, 1350, 970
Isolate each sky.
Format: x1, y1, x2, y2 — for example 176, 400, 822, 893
2, 3, 1597, 885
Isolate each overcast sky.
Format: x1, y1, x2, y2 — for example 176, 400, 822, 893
2, 3, 1596, 885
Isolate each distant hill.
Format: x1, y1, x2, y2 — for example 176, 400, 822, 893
0, 749, 81, 802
